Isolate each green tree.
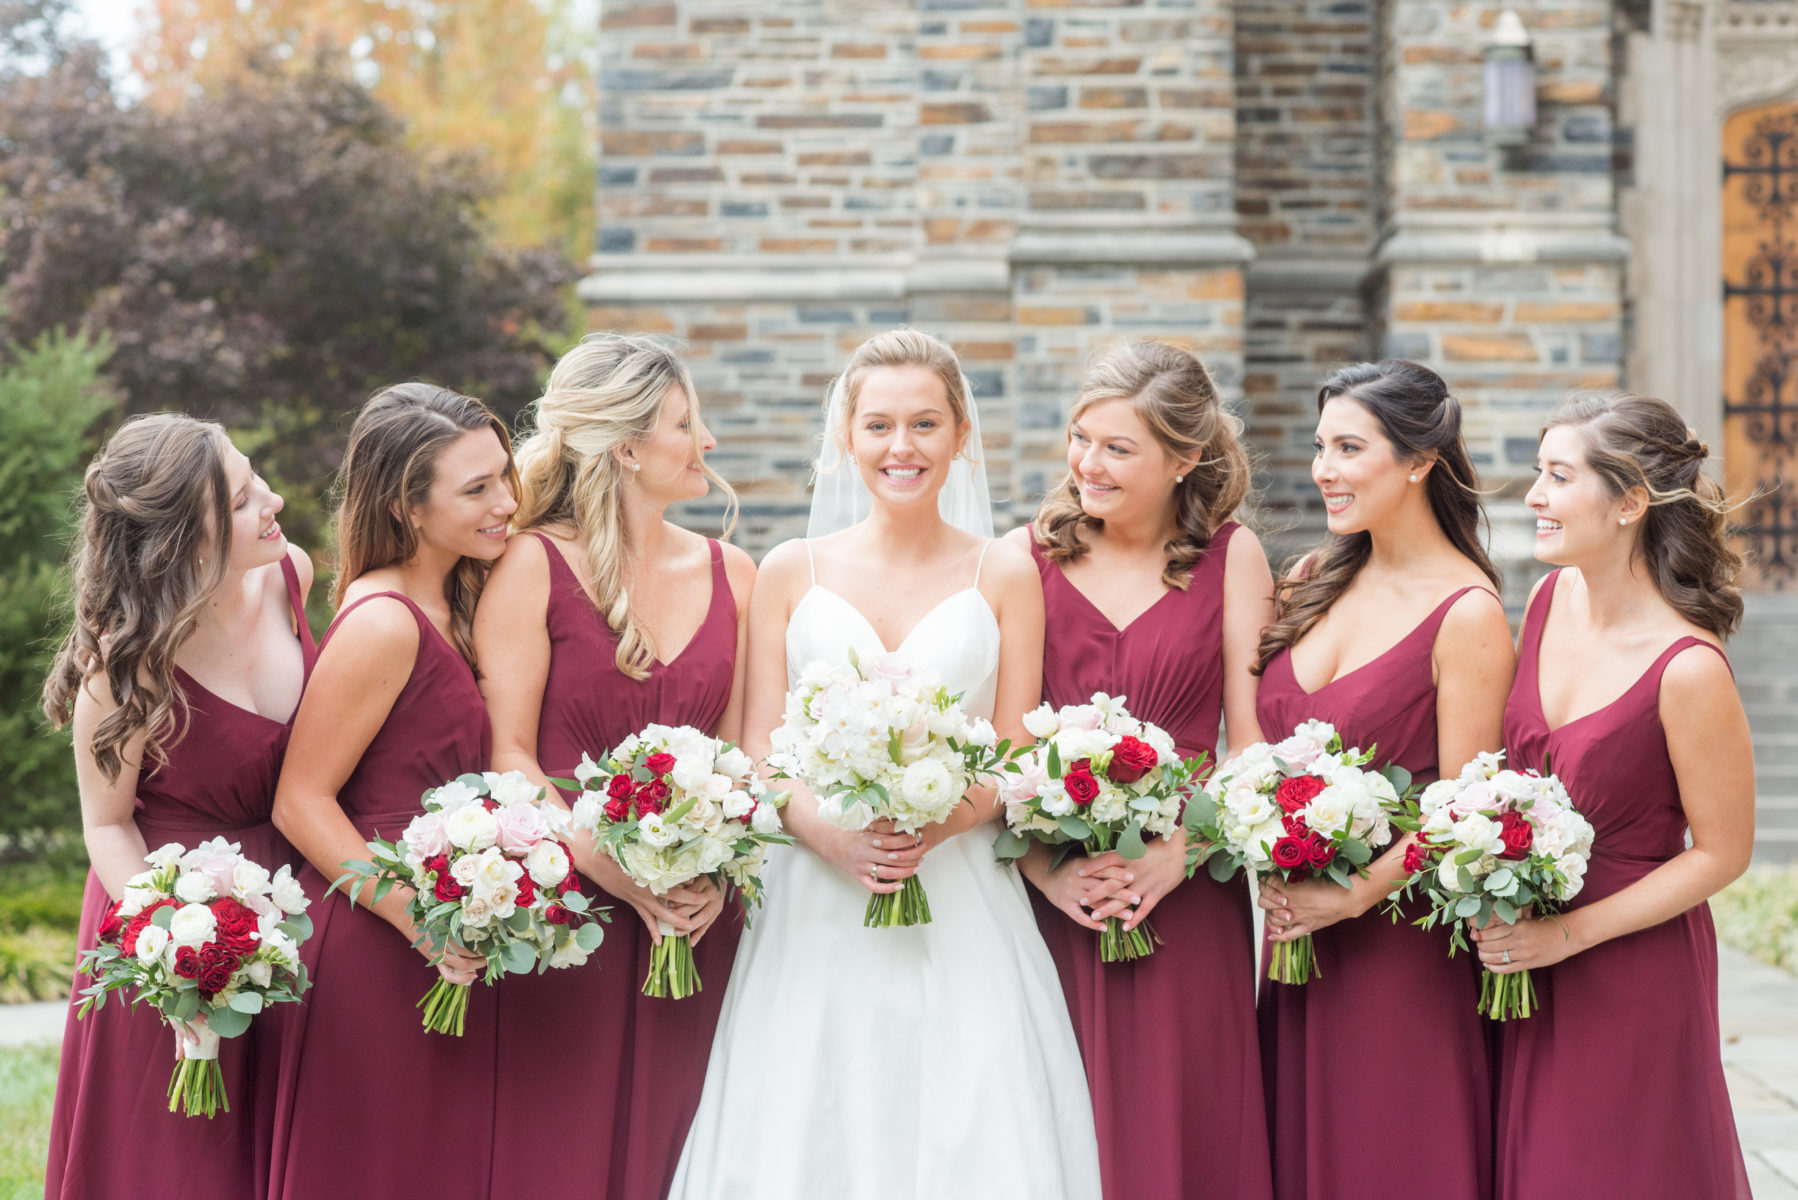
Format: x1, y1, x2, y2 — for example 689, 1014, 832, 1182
0, 329, 114, 850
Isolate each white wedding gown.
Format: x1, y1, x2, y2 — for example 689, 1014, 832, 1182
668, 545, 1101, 1200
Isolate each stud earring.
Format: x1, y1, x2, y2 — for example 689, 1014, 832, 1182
1174, 474, 1184, 484
630, 462, 640, 473
1408, 473, 1418, 483
1619, 517, 1627, 526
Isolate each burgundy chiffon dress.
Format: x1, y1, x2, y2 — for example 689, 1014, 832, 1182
267, 592, 494, 1200
1255, 586, 1497, 1200
46, 555, 315, 1200
488, 532, 739, 1200
1027, 523, 1273, 1200
1495, 570, 1751, 1200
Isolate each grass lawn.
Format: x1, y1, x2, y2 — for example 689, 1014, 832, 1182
1712, 864, 1798, 974
0, 1044, 57, 1200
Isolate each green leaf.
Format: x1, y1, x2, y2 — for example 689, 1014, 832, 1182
889, 727, 904, 766
1338, 838, 1372, 866
457, 772, 488, 792
993, 830, 1029, 861
151, 907, 175, 930
171, 988, 200, 1021
1383, 764, 1413, 797
1454, 894, 1483, 919
206, 1004, 251, 1038
1207, 854, 1239, 883
1046, 743, 1062, 778
227, 991, 264, 1015
1493, 897, 1518, 924
1055, 814, 1092, 842
1326, 863, 1351, 888
1484, 867, 1516, 892
560, 891, 589, 914
1117, 821, 1147, 860
500, 941, 536, 975
574, 922, 605, 952
546, 776, 581, 792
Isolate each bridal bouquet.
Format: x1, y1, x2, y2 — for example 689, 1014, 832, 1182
994, 694, 1207, 962
77, 839, 312, 1117
768, 651, 1009, 928
1390, 752, 1594, 1020
1186, 720, 1405, 984
337, 770, 605, 1035
563, 725, 789, 999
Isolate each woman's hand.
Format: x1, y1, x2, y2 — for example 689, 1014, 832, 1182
1024, 848, 1137, 932
1471, 910, 1583, 973
580, 852, 714, 946
1258, 874, 1374, 942
401, 914, 484, 984
809, 818, 927, 896
671, 876, 728, 946
1084, 832, 1188, 931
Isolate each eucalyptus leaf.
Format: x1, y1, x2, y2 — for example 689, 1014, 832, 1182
1117, 821, 1147, 860
227, 991, 264, 1015
1055, 814, 1092, 842
1454, 894, 1483, 919
993, 830, 1029, 861
206, 1004, 251, 1038
1207, 853, 1238, 883
575, 922, 605, 952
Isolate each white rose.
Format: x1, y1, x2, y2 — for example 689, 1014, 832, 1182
244, 958, 274, 988
570, 794, 603, 833
1554, 853, 1588, 900
1243, 817, 1286, 867
452, 855, 481, 886
1418, 778, 1459, 818
962, 718, 998, 749
472, 849, 522, 894
1436, 856, 1472, 894
168, 903, 218, 949
1452, 812, 1505, 857
900, 757, 955, 811
135, 924, 171, 964
461, 896, 494, 928
715, 747, 754, 780
723, 790, 755, 819
1021, 704, 1061, 740
231, 858, 272, 901
573, 752, 605, 784
482, 771, 541, 807
144, 843, 184, 870
1463, 750, 1506, 781
429, 779, 483, 814
638, 813, 679, 849
444, 804, 499, 851
1292, 719, 1336, 748
670, 756, 712, 795
1299, 789, 1352, 838
174, 871, 217, 904
259, 928, 298, 967
118, 881, 159, 919
750, 801, 784, 837
525, 840, 572, 888
697, 835, 734, 874
548, 940, 590, 969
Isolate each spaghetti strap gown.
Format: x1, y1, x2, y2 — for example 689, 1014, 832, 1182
45, 555, 316, 1200
1495, 570, 1751, 1200
1255, 587, 1496, 1200
1027, 522, 1272, 1200
267, 591, 494, 1200
489, 532, 739, 1200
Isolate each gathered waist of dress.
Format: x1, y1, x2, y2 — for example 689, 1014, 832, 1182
135, 812, 278, 843
351, 809, 430, 839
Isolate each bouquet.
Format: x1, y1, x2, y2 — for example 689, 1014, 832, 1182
994, 694, 1207, 962
767, 650, 1009, 928
77, 838, 312, 1117
1187, 720, 1406, 984
1391, 752, 1594, 1020
338, 770, 606, 1035
563, 725, 790, 999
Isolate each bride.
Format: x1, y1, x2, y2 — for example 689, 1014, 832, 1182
669, 331, 1101, 1199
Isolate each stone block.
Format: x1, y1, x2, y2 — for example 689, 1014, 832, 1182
1394, 301, 1504, 323
1080, 86, 1150, 109
603, 3, 675, 30
923, 102, 995, 125
1441, 334, 1539, 362
601, 130, 706, 156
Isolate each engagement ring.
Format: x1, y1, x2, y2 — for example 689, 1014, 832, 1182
1502, 949, 1511, 965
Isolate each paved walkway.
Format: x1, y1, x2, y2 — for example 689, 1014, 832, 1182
2, 948, 1794, 1188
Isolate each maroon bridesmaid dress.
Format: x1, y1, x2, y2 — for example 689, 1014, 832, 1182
1495, 570, 1751, 1200
1027, 523, 1273, 1200
1255, 586, 1496, 1200
487, 532, 739, 1200
266, 591, 494, 1200
46, 556, 315, 1200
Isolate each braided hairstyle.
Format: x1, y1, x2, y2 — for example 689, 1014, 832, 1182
1255, 360, 1498, 673
43, 414, 235, 781
1543, 393, 1743, 638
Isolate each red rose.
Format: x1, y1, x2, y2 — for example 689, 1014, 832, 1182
559, 870, 582, 896
1270, 837, 1308, 871
606, 774, 635, 801
1402, 838, 1431, 875
514, 874, 536, 907
174, 946, 203, 980
1106, 737, 1159, 784
634, 779, 670, 817
1498, 811, 1534, 861
119, 897, 179, 958
96, 902, 125, 946
210, 898, 260, 956
1281, 814, 1308, 838
644, 752, 677, 776
424, 853, 449, 875
433, 874, 465, 902
197, 944, 236, 996
1303, 834, 1335, 869
544, 905, 571, 925
482, 797, 500, 811
603, 794, 630, 823
1275, 774, 1327, 814
1063, 762, 1100, 807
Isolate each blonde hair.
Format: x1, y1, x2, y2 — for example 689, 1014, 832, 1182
822, 329, 972, 465
43, 414, 234, 781
1033, 341, 1252, 589
513, 333, 738, 681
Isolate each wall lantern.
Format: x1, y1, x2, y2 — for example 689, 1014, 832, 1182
1483, 9, 1536, 146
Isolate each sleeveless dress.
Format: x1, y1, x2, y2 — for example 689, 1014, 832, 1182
267, 592, 494, 1200
45, 556, 315, 1200
489, 532, 739, 1200
1495, 570, 1751, 1200
1027, 523, 1273, 1200
669, 541, 1102, 1200
1255, 587, 1496, 1200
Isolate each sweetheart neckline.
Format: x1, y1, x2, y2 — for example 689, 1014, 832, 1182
795, 584, 995, 657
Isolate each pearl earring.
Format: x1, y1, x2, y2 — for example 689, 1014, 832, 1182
1174, 474, 1184, 484
1619, 517, 1627, 526
630, 462, 640, 473
1408, 473, 1418, 483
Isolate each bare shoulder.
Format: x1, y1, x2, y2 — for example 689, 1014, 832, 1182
326, 592, 421, 664
285, 543, 315, 598
1001, 525, 1035, 553
1223, 524, 1270, 572
978, 536, 1039, 591
753, 539, 813, 609
718, 540, 757, 598
1660, 634, 1733, 694
1438, 584, 1514, 661
487, 527, 552, 586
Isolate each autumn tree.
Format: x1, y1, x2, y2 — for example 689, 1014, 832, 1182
129, 0, 597, 256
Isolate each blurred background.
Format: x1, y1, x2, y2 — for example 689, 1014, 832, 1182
0, 0, 1795, 1190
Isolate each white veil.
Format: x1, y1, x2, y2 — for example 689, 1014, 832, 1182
806, 373, 995, 539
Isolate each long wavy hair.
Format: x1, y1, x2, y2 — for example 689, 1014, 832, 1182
1255, 359, 1499, 673
332, 383, 518, 671
1032, 340, 1252, 589
1544, 392, 1743, 638
512, 334, 737, 681
43, 414, 234, 782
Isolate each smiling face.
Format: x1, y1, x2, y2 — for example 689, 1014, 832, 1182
846, 365, 967, 512
1525, 424, 1633, 566
218, 444, 288, 574
1311, 396, 1423, 535
625, 382, 715, 504
1067, 395, 1190, 526
410, 428, 518, 563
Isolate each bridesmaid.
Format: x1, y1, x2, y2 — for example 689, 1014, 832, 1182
1253, 360, 1515, 1200
43, 414, 314, 1200
1481, 393, 1753, 1199
267, 384, 517, 1200
477, 334, 754, 1199
1006, 341, 1277, 1200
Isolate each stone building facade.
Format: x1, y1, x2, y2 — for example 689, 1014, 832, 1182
582, 1, 1798, 855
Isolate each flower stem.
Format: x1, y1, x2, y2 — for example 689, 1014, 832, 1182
1098, 916, 1161, 963
864, 876, 933, 928
166, 1057, 228, 1118
1267, 933, 1319, 985
418, 978, 471, 1036
645, 933, 701, 999
1479, 967, 1538, 1020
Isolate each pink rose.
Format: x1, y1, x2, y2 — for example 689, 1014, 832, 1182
1271, 734, 1323, 768
870, 653, 914, 685
493, 803, 551, 855
403, 812, 450, 859
1060, 706, 1103, 732
1448, 781, 1495, 819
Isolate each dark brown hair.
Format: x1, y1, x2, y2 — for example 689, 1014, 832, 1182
332, 383, 518, 670
1255, 359, 1499, 673
1544, 392, 1743, 638
1033, 341, 1253, 589
43, 414, 234, 781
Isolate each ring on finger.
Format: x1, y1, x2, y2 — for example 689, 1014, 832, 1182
869, 863, 879, 881
1501, 948, 1511, 965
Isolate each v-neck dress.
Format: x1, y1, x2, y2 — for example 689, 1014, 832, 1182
267, 591, 494, 1200
1494, 570, 1750, 1200
489, 532, 739, 1200
1255, 586, 1497, 1200
46, 555, 316, 1200
1028, 522, 1273, 1200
